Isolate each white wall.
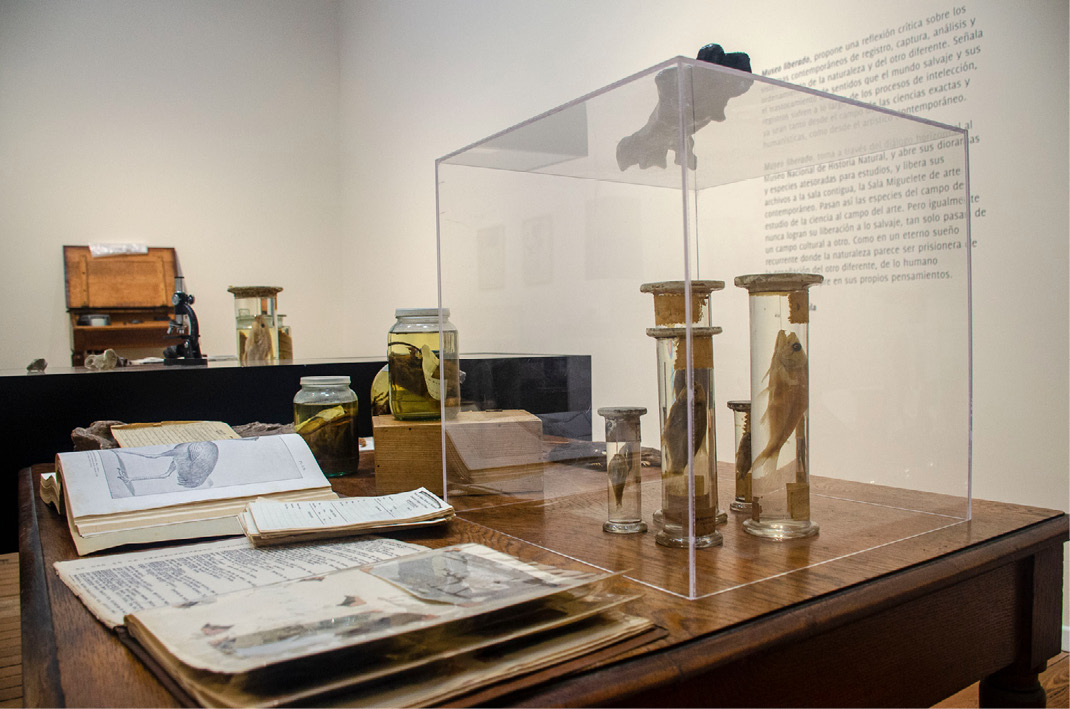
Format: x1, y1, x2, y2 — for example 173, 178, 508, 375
0, 0, 344, 368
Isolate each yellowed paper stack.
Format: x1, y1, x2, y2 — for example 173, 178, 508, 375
123, 543, 652, 708
239, 488, 455, 546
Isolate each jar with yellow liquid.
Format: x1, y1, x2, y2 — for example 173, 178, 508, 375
387, 308, 459, 420
293, 376, 358, 477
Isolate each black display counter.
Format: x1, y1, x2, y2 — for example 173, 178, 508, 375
3, 353, 591, 552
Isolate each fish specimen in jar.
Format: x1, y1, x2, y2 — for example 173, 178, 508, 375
661, 381, 707, 475
735, 411, 752, 481
752, 329, 807, 479
607, 442, 635, 507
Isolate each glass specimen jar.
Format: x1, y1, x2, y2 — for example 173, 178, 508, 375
276, 314, 293, 360
645, 326, 723, 548
734, 273, 822, 540
597, 406, 648, 534
293, 376, 359, 477
640, 280, 724, 327
227, 286, 282, 365
387, 308, 460, 420
727, 400, 752, 512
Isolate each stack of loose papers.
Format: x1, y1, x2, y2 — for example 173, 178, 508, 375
122, 543, 653, 707
239, 488, 454, 545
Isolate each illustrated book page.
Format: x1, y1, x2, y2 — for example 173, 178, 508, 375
123, 543, 650, 707
59, 434, 329, 518
55, 535, 427, 629
54, 434, 337, 554
125, 543, 613, 675
142, 590, 647, 708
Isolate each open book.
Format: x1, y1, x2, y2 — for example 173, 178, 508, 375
123, 543, 653, 707
54, 434, 337, 555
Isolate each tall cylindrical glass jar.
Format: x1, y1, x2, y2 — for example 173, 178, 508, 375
734, 273, 822, 540
387, 308, 459, 420
645, 326, 723, 548
597, 407, 648, 534
227, 286, 282, 365
293, 376, 359, 477
727, 400, 752, 512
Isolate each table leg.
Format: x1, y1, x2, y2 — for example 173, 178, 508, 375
979, 665, 1046, 708
979, 542, 1066, 709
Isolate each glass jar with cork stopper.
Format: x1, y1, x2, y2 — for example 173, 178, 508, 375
227, 286, 283, 365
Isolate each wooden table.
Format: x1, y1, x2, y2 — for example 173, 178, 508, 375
19, 454, 1068, 707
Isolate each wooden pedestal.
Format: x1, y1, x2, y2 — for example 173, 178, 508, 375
373, 410, 544, 496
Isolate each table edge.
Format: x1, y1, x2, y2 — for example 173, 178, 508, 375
19, 466, 65, 707
503, 512, 1070, 707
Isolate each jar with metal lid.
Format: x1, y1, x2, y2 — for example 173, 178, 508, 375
293, 376, 359, 477
387, 308, 459, 420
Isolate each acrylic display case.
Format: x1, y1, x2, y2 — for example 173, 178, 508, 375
435, 56, 971, 599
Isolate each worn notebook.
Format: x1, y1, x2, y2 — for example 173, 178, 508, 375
123, 543, 654, 707
54, 434, 337, 555
238, 488, 455, 546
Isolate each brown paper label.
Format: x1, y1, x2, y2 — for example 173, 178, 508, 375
787, 482, 811, 520
654, 293, 706, 326
787, 291, 809, 324
672, 335, 713, 370
736, 470, 752, 500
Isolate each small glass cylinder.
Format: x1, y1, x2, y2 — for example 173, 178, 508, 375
646, 326, 723, 548
277, 314, 293, 360
227, 286, 282, 365
597, 407, 648, 534
293, 375, 359, 477
640, 280, 724, 327
727, 400, 752, 512
734, 273, 822, 540
387, 308, 459, 420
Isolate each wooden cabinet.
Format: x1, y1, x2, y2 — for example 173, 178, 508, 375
63, 246, 178, 366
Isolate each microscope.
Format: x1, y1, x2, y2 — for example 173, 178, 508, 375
163, 277, 208, 366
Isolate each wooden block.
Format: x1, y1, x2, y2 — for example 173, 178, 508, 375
373, 416, 446, 495
373, 410, 544, 496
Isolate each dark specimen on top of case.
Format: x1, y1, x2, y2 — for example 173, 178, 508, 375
616, 43, 753, 172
